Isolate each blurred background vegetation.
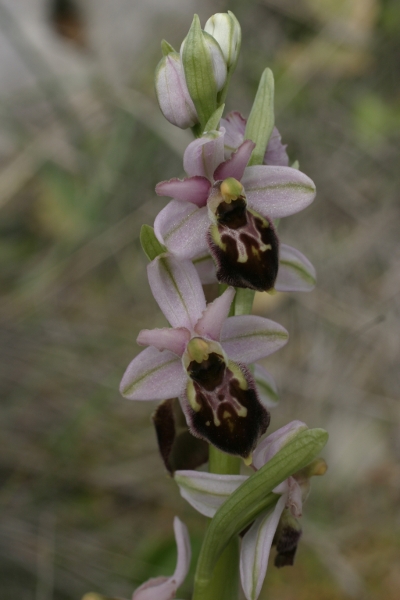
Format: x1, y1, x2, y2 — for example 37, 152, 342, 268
0, 0, 399, 598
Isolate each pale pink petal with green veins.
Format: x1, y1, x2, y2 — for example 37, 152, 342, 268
132, 517, 191, 600
220, 315, 289, 363
147, 255, 206, 330
120, 346, 185, 401
154, 200, 209, 259
275, 244, 316, 292
240, 495, 288, 600
241, 165, 316, 219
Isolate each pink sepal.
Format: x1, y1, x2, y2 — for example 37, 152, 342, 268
155, 177, 210, 207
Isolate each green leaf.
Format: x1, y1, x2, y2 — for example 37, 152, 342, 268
161, 39, 176, 55
204, 104, 225, 133
192, 427, 329, 599
140, 225, 167, 261
245, 68, 275, 166
182, 15, 218, 128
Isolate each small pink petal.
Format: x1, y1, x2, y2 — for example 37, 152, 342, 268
194, 287, 235, 341
133, 576, 174, 600
220, 111, 246, 157
132, 517, 191, 600
287, 476, 303, 518
137, 327, 190, 357
252, 421, 308, 470
214, 139, 255, 181
155, 177, 210, 207
221, 315, 288, 363
171, 516, 191, 589
183, 131, 225, 180
148, 255, 206, 330
154, 200, 209, 260
242, 165, 316, 219
264, 127, 289, 167
120, 346, 186, 401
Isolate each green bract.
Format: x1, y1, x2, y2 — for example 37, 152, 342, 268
245, 68, 275, 166
192, 427, 329, 600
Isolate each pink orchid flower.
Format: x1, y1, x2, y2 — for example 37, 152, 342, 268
174, 421, 327, 600
154, 128, 316, 292
120, 254, 288, 459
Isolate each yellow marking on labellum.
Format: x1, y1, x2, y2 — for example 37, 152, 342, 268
186, 337, 210, 363
228, 361, 249, 391
220, 177, 244, 202
249, 208, 269, 228
236, 405, 248, 417
210, 224, 227, 251
213, 413, 221, 427
243, 453, 253, 467
186, 380, 201, 412
237, 251, 249, 263
224, 416, 235, 433
206, 420, 210, 426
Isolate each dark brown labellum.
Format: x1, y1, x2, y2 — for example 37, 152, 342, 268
184, 358, 270, 459
208, 200, 279, 292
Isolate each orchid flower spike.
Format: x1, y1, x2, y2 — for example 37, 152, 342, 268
132, 517, 191, 600
155, 128, 316, 293
120, 254, 288, 459
174, 421, 327, 600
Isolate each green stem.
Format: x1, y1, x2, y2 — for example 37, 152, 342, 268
192, 285, 255, 600
209, 445, 241, 475
195, 446, 241, 600
193, 535, 240, 600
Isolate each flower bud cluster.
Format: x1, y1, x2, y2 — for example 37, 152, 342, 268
155, 12, 241, 131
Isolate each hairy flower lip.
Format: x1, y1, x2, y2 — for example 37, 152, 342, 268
154, 128, 316, 292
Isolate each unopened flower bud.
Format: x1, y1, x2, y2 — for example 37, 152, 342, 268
155, 52, 199, 129
204, 11, 241, 69
181, 15, 227, 127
